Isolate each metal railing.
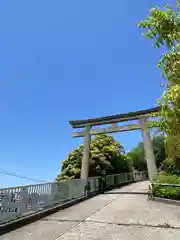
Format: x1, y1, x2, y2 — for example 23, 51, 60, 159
0, 171, 148, 224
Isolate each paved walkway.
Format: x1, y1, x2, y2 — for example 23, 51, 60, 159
1, 181, 180, 240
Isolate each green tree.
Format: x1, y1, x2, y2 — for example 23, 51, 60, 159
127, 135, 165, 171
152, 135, 166, 168
127, 142, 147, 171
56, 134, 131, 181
138, 1, 180, 169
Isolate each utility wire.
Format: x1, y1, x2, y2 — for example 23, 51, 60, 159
0, 168, 49, 183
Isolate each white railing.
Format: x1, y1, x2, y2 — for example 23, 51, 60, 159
105, 171, 148, 189
0, 171, 148, 224
88, 177, 101, 193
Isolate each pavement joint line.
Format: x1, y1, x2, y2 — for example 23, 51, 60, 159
41, 219, 180, 230
79, 220, 180, 230
54, 195, 121, 240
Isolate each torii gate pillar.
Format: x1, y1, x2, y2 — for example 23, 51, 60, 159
139, 117, 157, 181
81, 125, 91, 186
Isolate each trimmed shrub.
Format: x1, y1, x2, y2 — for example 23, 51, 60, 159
149, 173, 180, 200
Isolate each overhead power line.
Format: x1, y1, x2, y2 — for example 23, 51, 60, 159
0, 169, 49, 183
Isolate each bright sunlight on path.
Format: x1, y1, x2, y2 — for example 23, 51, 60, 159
1, 181, 180, 240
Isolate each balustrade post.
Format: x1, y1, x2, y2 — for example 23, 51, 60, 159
140, 171, 143, 180
125, 173, 127, 182
19, 187, 28, 214
51, 182, 58, 204
69, 182, 74, 199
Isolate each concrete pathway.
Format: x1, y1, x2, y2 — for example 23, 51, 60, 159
1, 181, 180, 240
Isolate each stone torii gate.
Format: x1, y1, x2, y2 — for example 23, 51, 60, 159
69, 107, 160, 184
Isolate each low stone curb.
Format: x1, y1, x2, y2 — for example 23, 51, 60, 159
149, 196, 180, 206
104, 179, 146, 192
104, 181, 134, 192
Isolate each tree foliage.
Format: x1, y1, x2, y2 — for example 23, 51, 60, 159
127, 135, 165, 171
138, 1, 180, 168
138, 3, 180, 48
56, 134, 131, 181
127, 142, 147, 171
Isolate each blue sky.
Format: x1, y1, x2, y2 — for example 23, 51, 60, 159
0, 0, 170, 187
